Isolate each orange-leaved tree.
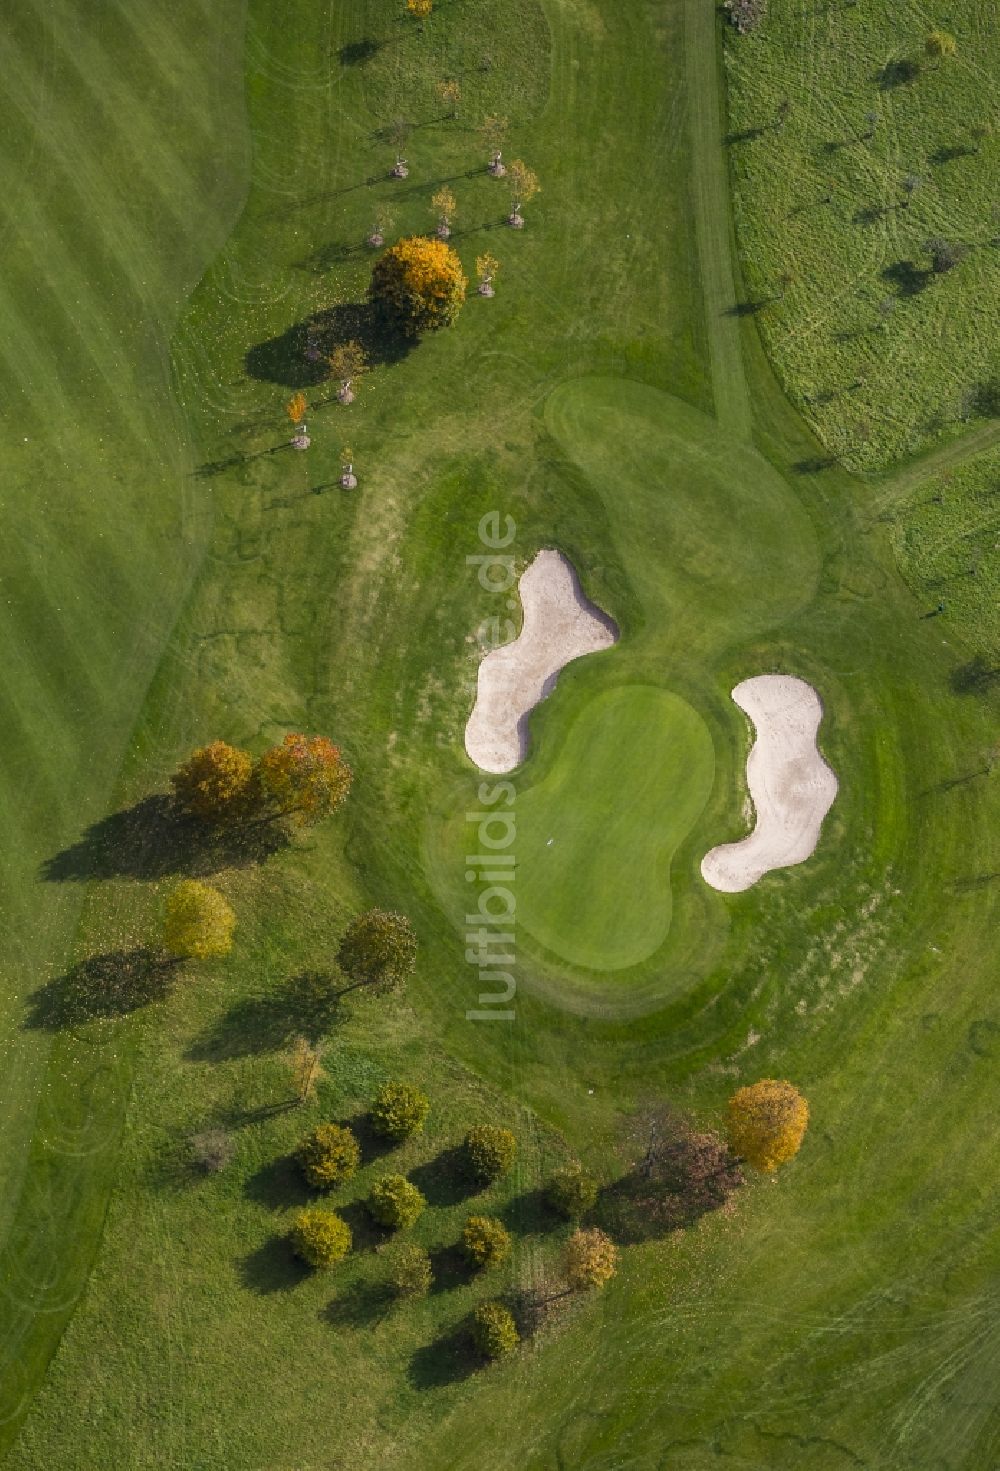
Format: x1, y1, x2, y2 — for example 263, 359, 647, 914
727, 1079, 809, 1173
254, 733, 353, 827
171, 740, 254, 825
406, 0, 432, 18
286, 391, 307, 424
368, 236, 467, 337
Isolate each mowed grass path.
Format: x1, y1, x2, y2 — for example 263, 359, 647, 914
0, 0, 249, 1440
5, 0, 999, 1468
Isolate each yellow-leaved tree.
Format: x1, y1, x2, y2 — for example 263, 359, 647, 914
163, 880, 236, 960
727, 1079, 809, 1173
254, 733, 353, 827
171, 740, 254, 825
368, 236, 467, 336
564, 1228, 618, 1291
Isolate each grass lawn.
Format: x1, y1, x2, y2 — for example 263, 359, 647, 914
724, 0, 1000, 471
1, 0, 998, 1467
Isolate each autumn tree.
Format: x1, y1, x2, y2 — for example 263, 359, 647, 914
326, 340, 368, 403
368, 1173, 427, 1229
285, 391, 307, 424
925, 237, 969, 273
381, 1240, 433, 1298
925, 29, 956, 63
336, 909, 417, 996
480, 113, 509, 175
431, 186, 457, 239
368, 236, 467, 336
564, 1228, 618, 1291
254, 733, 352, 828
727, 1079, 809, 1173
406, 0, 432, 19
290, 1207, 352, 1268
171, 740, 254, 825
476, 251, 500, 298
296, 1123, 361, 1189
462, 1214, 512, 1269
370, 1082, 430, 1141
545, 1162, 598, 1220
507, 160, 539, 228
163, 880, 235, 960
463, 1124, 517, 1184
471, 1300, 519, 1359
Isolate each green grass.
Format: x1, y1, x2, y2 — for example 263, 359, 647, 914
2, 0, 999, 1466
498, 685, 712, 972
724, 0, 1000, 471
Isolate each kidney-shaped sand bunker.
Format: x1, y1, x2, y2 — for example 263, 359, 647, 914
701, 674, 838, 892
465, 549, 618, 774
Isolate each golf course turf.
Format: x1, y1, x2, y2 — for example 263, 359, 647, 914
0, 0, 996, 1467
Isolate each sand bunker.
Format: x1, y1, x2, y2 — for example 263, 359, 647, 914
465, 549, 618, 773
701, 674, 838, 893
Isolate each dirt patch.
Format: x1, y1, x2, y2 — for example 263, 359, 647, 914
464, 549, 618, 773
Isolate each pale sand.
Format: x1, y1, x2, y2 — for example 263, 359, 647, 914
464, 549, 618, 773
701, 674, 838, 893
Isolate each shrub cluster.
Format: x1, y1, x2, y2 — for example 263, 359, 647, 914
290, 1207, 352, 1268
471, 1300, 519, 1359
296, 1123, 361, 1190
462, 1215, 512, 1270
371, 1082, 429, 1141
464, 1124, 517, 1185
545, 1163, 598, 1220
382, 1241, 434, 1299
368, 1173, 427, 1230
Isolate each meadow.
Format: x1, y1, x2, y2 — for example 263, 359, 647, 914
0, 0, 997, 1467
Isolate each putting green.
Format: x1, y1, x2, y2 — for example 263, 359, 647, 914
514, 685, 714, 970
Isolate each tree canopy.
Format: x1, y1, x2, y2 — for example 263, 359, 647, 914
368, 236, 467, 337
290, 1207, 352, 1268
171, 740, 254, 825
336, 909, 417, 995
727, 1078, 809, 1172
163, 880, 236, 960
255, 733, 352, 827
564, 1228, 618, 1291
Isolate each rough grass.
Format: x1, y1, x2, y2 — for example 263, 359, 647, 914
724, 0, 1000, 471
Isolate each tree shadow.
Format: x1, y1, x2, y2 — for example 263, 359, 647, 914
877, 58, 920, 89
427, 1243, 475, 1295
187, 971, 343, 1061
321, 1277, 391, 1328
931, 143, 974, 165
245, 302, 414, 388
41, 794, 289, 884
723, 299, 768, 317
24, 948, 179, 1031
500, 1186, 555, 1237
244, 1153, 312, 1212
239, 1235, 310, 1295
338, 1197, 385, 1253
950, 656, 1000, 696
853, 203, 888, 226
724, 125, 766, 145
338, 36, 387, 65
408, 1322, 480, 1389
409, 1146, 478, 1208
598, 1118, 743, 1245
342, 1111, 399, 1165
792, 455, 839, 473
882, 260, 932, 297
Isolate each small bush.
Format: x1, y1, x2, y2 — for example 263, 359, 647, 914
464, 1124, 517, 1184
296, 1123, 361, 1190
471, 1300, 520, 1359
189, 1129, 234, 1173
370, 1082, 429, 1141
565, 1228, 618, 1291
290, 1207, 352, 1268
724, 0, 766, 34
462, 1215, 512, 1270
368, 1173, 427, 1229
381, 1241, 433, 1298
545, 1163, 598, 1219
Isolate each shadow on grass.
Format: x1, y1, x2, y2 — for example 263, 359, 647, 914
408, 1322, 480, 1389
409, 1146, 478, 1208
882, 259, 932, 296
24, 948, 179, 1030
877, 58, 920, 89
598, 1119, 744, 1245
42, 794, 289, 883
239, 1235, 310, 1295
321, 1278, 391, 1328
245, 302, 414, 389
723, 299, 768, 317
500, 1186, 555, 1237
951, 656, 1000, 696
792, 455, 839, 473
244, 1153, 312, 1212
338, 1198, 385, 1253
427, 1243, 475, 1295
187, 971, 343, 1061
342, 1111, 399, 1165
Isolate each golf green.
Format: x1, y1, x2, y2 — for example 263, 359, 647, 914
514, 685, 715, 970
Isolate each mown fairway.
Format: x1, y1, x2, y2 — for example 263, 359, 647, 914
2, 0, 998, 1468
